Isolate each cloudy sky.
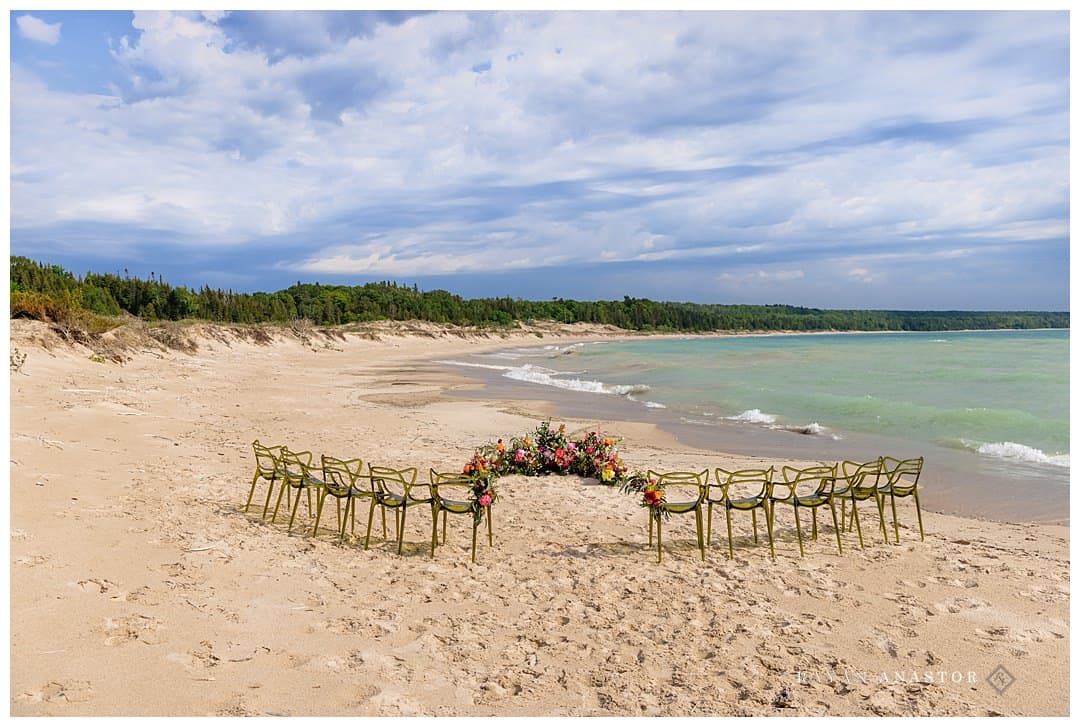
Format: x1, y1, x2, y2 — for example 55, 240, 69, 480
8, 8, 1070, 309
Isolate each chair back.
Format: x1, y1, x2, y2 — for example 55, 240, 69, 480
280, 448, 314, 482
714, 466, 773, 503
252, 440, 285, 476
838, 458, 883, 491
779, 463, 838, 498
647, 469, 709, 504
369, 465, 419, 499
883, 456, 923, 491
321, 455, 364, 497
428, 469, 474, 505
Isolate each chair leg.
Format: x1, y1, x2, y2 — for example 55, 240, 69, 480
828, 500, 843, 555
656, 513, 663, 563
725, 507, 734, 560
471, 520, 478, 564
287, 487, 304, 531
487, 506, 493, 546
850, 498, 865, 549
874, 493, 889, 543
430, 505, 439, 557
794, 506, 805, 557
312, 490, 328, 536
811, 508, 818, 540
261, 476, 278, 519
245, 472, 261, 512
840, 498, 847, 531
364, 498, 377, 549
911, 490, 925, 540
397, 507, 407, 554
270, 482, 290, 523
441, 509, 448, 544
706, 502, 713, 546
889, 493, 900, 544
339, 497, 351, 543
764, 502, 776, 559
751, 508, 759, 543
695, 507, 705, 561
306, 488, 313, 517
648, 510, 654, 546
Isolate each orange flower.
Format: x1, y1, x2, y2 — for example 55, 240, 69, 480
603, 438, 613, 447
558, 424, 566, 434
496, 439, 506, 453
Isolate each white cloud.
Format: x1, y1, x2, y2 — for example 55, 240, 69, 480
9, 10, 1069, 298
17, 15, 61, 45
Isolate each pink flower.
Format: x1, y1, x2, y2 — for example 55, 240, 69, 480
515, 448, 526, 462
479, 493, 493, 507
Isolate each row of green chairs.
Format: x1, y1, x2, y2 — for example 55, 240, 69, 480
243, 441, 494, 562
646, 456, 924, 562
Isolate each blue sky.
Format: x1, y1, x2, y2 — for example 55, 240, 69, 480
8, 9, 1071, 310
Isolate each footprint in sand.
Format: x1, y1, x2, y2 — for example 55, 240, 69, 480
16, 680, 94, 705
932, 597, 989, 614
103, 615, 164, 646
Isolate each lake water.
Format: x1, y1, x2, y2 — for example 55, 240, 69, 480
440, 330, 1069, 523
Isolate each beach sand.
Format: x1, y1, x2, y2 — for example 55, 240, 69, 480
8, 319, 1070, 716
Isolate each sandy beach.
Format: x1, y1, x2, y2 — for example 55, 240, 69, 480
8, 319, 1070, 716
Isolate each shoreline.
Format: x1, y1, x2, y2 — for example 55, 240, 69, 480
8, 319, 1070, 716
427, 331, 1069, 526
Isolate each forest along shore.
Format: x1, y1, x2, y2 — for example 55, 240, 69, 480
8, 319, 1070, 717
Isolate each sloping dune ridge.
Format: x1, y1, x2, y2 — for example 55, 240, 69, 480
8, 319, 1069, 716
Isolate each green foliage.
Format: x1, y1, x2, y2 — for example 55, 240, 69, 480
9, 256, 1070, 333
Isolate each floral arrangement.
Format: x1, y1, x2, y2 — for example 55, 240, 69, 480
462, 450, 498, 525
618, 472, 669, 520
462, 420, 666, 519
464, 421, 631, 481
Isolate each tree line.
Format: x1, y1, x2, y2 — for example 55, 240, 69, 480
9, 256, 1069, 333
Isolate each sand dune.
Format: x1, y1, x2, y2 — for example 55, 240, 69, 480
8, 320, 1069, 715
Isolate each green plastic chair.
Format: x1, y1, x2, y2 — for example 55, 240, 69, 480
879, 456, 926, 543
834, 458, 889, 548
710, 467, 775, 559
368, 465, 422, 554
245, 440, 286, 518
317, 455, 387, 543
646, 469, 708, 563
768, 464, 842, 557
428, 470, 493, 563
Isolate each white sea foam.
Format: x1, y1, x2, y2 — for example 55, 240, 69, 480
440, 360, 648, 398
975, 441, 1069, 468
726, 409, 777, 424
643, 401, 667, 409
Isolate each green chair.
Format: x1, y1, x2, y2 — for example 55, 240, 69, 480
834, 458, 889, 548
428, 470, 493, 563
270, 449, 325, 532
768, 464, 842, 557
879, 456, 925, 543
245, 440, 286, 518
710, 467, 775, 559
368, 465, 422, 554
317, 455, 387, 544
646, 469, 708, 563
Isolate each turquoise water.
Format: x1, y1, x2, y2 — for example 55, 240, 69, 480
444, 329, 1069, 481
